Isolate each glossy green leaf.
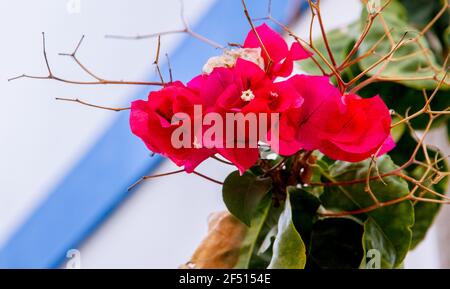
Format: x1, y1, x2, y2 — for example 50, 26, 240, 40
222, 171, 272, 226
234, 194, 272, 269
321, 155, 414, 268
268, 189, 307, 269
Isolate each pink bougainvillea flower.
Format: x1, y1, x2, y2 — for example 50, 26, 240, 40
188, 58, 302, 173
243, 23, 312, 79
188, 59, 270, 173
190, 59, 272, 113
271, 75, 345, 155
130, 82, 214, 173
271, 75, 394, 162
319, 94, 395, 162
190, 58, 303, 115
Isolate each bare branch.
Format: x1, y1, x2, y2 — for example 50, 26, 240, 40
55, 97, 130, 112
9, 33, 165, 86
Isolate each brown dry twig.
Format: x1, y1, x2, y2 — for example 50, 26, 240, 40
8, 33, 164, 87
55, 97, 130, 112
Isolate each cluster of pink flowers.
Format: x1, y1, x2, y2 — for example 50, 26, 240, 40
130, 24, 394, 174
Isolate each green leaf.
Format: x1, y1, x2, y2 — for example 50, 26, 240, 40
398, 0, 449, 56
268, 189, 307, 269
399, 0, 448, 30
234, 194, 272, 269
410, 160, 448, 249
298, 25, 357, 80
390, 116, 406, 143
361, 201, 414, 268
321, 155, 414, 268
249, 204, 284, 268
444, 26, 450, 49
289, 187, 321, 246
222, 171, 272, 226
358, 0, 449, 90
307, 218, 364, 269
388, 131, 448, 249
447, 120, 450, 143
410, 193, 441, 249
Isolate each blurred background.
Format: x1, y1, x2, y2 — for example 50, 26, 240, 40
0, 0, 448, 268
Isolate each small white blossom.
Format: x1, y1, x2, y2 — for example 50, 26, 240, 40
240, 89, 255, 101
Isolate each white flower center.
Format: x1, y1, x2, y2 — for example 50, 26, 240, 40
241, 89, 255, 101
